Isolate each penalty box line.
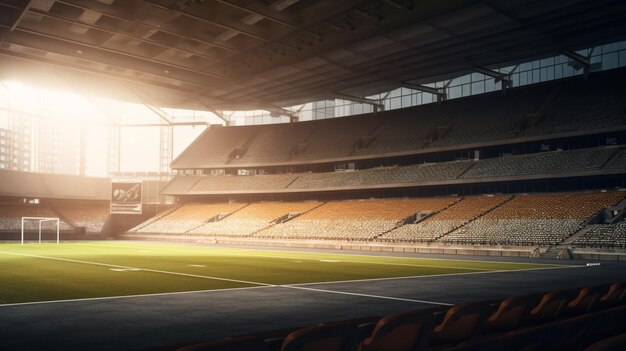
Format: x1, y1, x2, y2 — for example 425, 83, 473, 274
0, 251, 274, 287
288, 264, 588, 287
0, 250, 454, 307
0, 251, 586, 308
0, 285, 273, 308
75, 242, 509, 271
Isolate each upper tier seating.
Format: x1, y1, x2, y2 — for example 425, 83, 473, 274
171, 125, 258, 167
603, 148, 626, 170
190, 174, 298, 192
289, 114, 381, 161
441, 192, 625, 246
0, 204, 74, 231
289, 161, 473, 190
350, 103, 447, 155
572, 222, 626, 249
189, 202, 321, 237
256, 198, 457, 241
228, 122, 315, 164
171, 70, 626, 169
382, 195, 511, 242
135, 203, 245, 234
163, 146, 622, 196
526, 75, 626, 136
54, 204, 109, 234
428, 85, 550, 147
461, 147, 618, 179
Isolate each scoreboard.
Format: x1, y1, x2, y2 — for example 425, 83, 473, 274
110, 181, 143, 214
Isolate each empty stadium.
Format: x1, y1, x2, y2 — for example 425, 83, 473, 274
1, 0, 626, 350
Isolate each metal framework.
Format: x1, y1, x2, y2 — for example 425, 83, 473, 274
2, 0, 624, 111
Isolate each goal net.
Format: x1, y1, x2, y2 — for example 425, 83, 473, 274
21, 217, 60, 244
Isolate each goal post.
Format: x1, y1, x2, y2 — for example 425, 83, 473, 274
21, 217, 60, 244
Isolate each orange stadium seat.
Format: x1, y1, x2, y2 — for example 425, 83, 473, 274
426, 302, 492, 348
359, 308, 443, 351
477, 293, 543, 335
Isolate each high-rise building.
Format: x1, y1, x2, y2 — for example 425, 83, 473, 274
36, 119, 80, 175
0, 112, 32, 172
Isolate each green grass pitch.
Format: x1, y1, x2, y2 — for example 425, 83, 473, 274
0, 242, 565, 304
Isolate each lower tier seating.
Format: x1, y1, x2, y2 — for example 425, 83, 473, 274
442, 218, 584, 246
440, 192, 625, 246
0, 204, 74, 231
381, 196, 511, 242
54, 204, 109, 234
125, 191, 626, 248
189, 202, 321, 237
135, 203, 246, 234
256, 198, 457, 241
572, 222, 626, 249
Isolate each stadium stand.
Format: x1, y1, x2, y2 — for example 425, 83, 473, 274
173, 281, 626, 351
256, 198, 457, 241
189, 174, 298, 193
351, 104, 445, 155
289, 161, 473, 190
603, 148, 626, 170
289, 114, 381, 161
460, 147, 619, 179
381, 195, 512, 242
0, 204, 74, 231
572, 222, 626, 249
171, 125, 258, 168
526, 75, 626, 136
441, 192, 625, 246
134, 203, 246, 234
163, 146, 623, 196
189, 201, 322, 237
54, 204, 109, 234
228, 122, 315, 164
170, 71, 626, 170
0, 171, 111, 237
427, 86, 550, 147
126, 191, 626, 249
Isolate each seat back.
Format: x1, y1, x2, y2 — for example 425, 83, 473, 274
587, 305, 626, 344
359, 308, 439, 351
478, 293, 542, 335
428, 303, 490, 347
281, 322, 360, 351
447, 313, 597, 351
599, 282, 626, 308
176, 336, 269, 351
584, 332, 626, 351
526, 289, 578, 324
567, 284, 611, 315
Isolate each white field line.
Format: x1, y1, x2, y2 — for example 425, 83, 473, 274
0, 251, 273, 287
74, 243, 516, 271
0, 285, 274, 308
282, 285, 454, 306
0, 250, 587, 309
94, 241, 571, 267
288, 264, 588, 287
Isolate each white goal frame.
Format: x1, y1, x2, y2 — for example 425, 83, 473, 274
21, 217, 60, 244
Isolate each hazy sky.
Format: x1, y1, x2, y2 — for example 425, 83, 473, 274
0, 80, 209, 176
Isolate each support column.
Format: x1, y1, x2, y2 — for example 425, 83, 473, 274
159, 125, 173, 175
107, 126, 120, 176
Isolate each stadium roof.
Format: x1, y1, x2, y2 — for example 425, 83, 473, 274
1, 0, 626, 111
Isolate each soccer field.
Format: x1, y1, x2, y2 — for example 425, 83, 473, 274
0, 242, 567, 305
